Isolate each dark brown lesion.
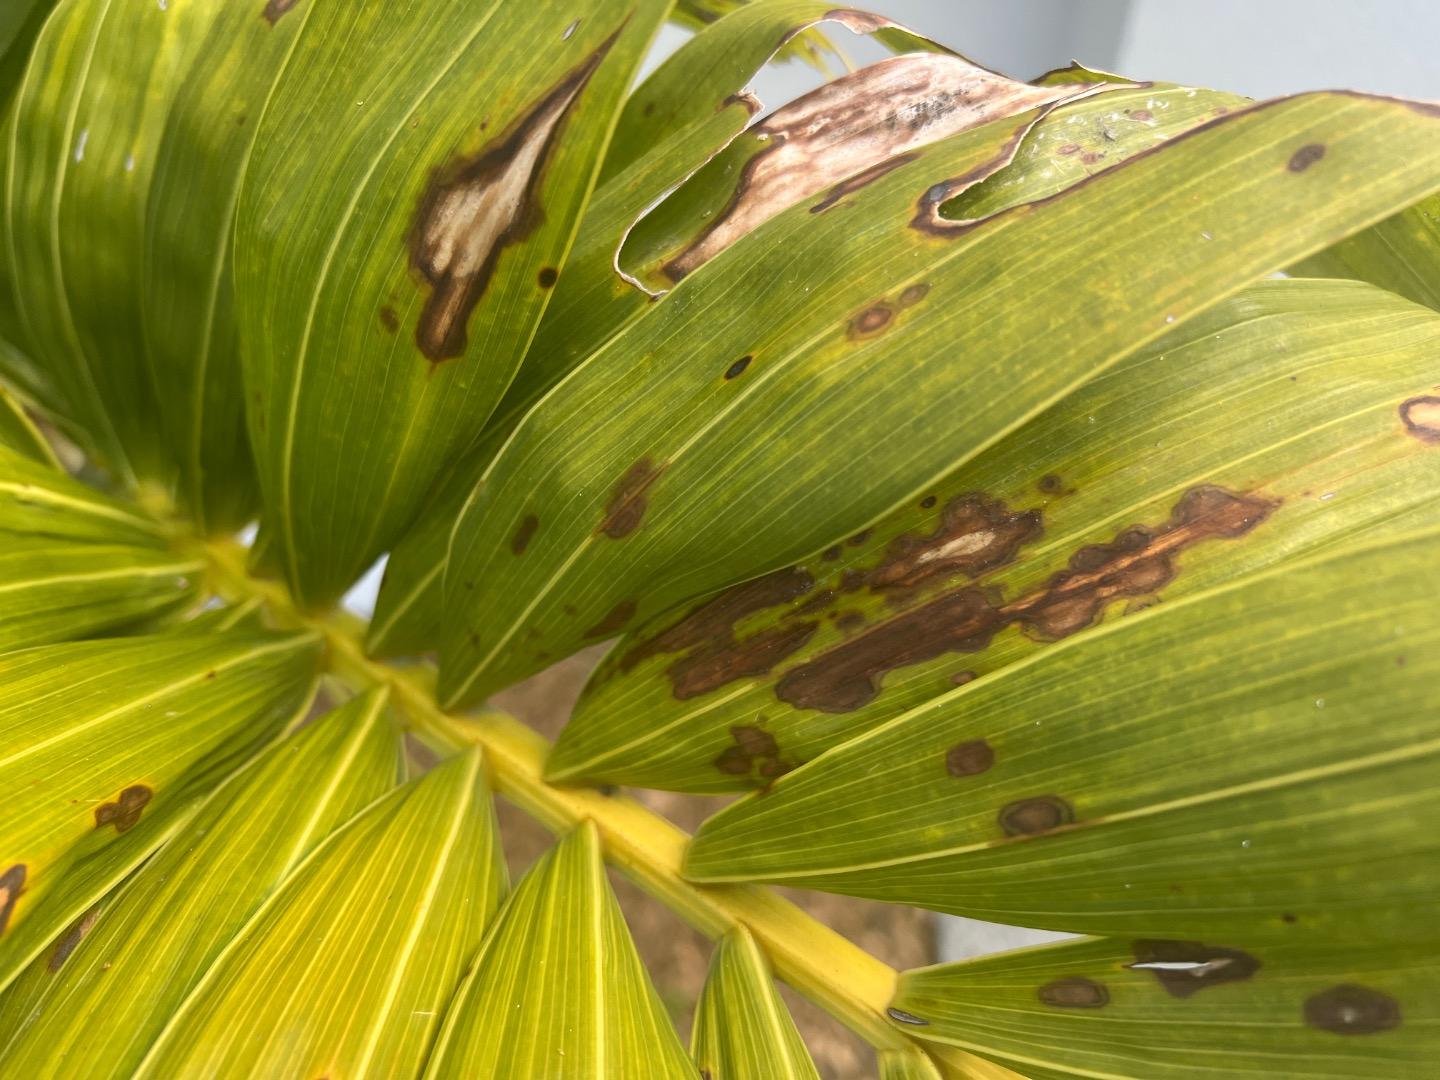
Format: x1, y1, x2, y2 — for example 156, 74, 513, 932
810, 153, 920, 214
584, 599, 636, 639
0, 863, 25, 935
1304, 984, 1402, 1034
712, 724, 796, 784
999, 794, 1074, 836
1127, 939, 1260, 997
945, 738, 994, 776
1287, 143, 1326, 172
848, 304, 893, 338
776, 485, 1275, 713
1400, 395, 1440, 444
379, 306, 399, 334
261, 0, 300, 25
1038, 976, 1109, 1008
409, 33, 618, 361
511, 513, 539, 555
94, 785, 153, 834
47, 904, 101, 973
669, 621, 818, 700
597, 457, 665, 539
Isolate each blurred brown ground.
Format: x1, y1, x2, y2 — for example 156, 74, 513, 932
490, 647, 935, 1080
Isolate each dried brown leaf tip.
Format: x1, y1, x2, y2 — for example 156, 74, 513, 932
261, 0, 300, 25
1400, 395, 1440, 444
1304, 984, 1402, 1035
0, 863, 25, 935
410, 33, 616, 361
94, 784, 153, 834
1127, 940, 1260, 998
664, 55, 1081, 281
1039, 976, 1109, 1008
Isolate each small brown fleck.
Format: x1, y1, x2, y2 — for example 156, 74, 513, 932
1131, 109, 1153, 121
897, 283, 930, 307
584, 599, 636, 639
999, 794, 1073, 836
945, 738, 993, 777
821, 545, 842, 561
537, 266, 558, 288
379, 306, 399, 333
1039, 977, 1109, 1008
849, 305, 892, 338
1080, 151, 1103, 165
94, 785, 152, 834
1399, 395, 1440, 444
1057, 143, 1081, 155
1304, 984, 1401, 1035
1038, 473, 1067, 495
725, 355, 752, 380
847, 530, 872, 547
261, 0, 300, 24
598, 457, 664, 539
1288, 143, 1326, 172
1128, 940, 1260, 998
48, 905, 101, 973
920, 495, 937, 509
1281, 912, 1298, 924
949, 669, 976, 686
0, 864, 25, 935
834, 610, 865, 632
511, 513, 539, 555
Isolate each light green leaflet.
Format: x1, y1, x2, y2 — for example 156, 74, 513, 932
548, 279, 1440, 792
0, 379, 55, 465
685, 528, 1440, 942
235, 0, 673, 607
140, 0, 316, 532
889, 936, 1439, 1078
0, 689, 400, 1075
425, 821, 692, 1079
438, 92, 1440, 709
0, 628, 321, 991
0, 536, 202, 651
4, 0, 221, 487
692, 927, 819, 1080
1294, 192, 1440, 312
0, 443, 167, 545
369, 0, 947, 657
135, 747, 504, 1078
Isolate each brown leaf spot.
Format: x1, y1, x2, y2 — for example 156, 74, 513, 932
849, 304, 893, 338
598, 457, 664, 539
949, 669, 976, 686
775, 485, 1274, 713
537, 266, 559, 288
920, 495, 937, 509
584, 599, 636, 640
1037, 473, 1070, 495
866, 493, 1042, 593
0, 864, 25, 935
945, 738, 994, 777
94, 785, 152, 834
1039, 976, 1108, 1008
261, 0, 300, 25
821, 545, 842, 561
885, 1007, 929, 1026
712, 724, 796, 783
1127, 940, 1260, 998
409, 35, 616, 361
379, 306, 399, 333
999, 795, 1074, 836
1304, 985, 1401, 1035
1130, 109, 1153, 121
670, 622, 818, 700
897, 282, 930, 307
48, 905, 101, 973
1288, 143, 1326, 172
511, 513, 539, 555
1400, 395, 1440, 444
725, 355, 752, 380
